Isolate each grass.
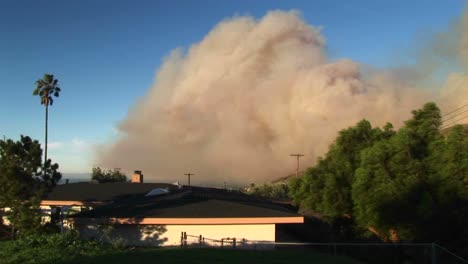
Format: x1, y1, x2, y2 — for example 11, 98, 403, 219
0, 238, 363, 264
61, 247, 364, 264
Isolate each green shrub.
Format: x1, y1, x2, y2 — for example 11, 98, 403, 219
0, 232, 117, 264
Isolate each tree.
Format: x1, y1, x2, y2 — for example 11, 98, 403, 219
290, 119, 393, 220
33, 74, 61, 169
424, 125, 468, 248
289, 102, 467, 253
247, 183, 290, 200
289, 163, 327, 213
91, 167, 127, 183
429, 125, 468, 187
0, 136, 61, 236
351, 102, 453, 242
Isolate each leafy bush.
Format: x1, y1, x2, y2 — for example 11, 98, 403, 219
91, 167, 127, 183
0, 232, 117, 264
247, 183, 290, 200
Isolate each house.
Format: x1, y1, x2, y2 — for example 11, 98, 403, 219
39, 172, 178, 227
70, 186, 303, 247
41, 171, 303, 247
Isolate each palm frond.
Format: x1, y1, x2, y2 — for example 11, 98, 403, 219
44, 74, 53, 84
34, 74, 60, 106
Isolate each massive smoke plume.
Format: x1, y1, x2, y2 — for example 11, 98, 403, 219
98, 11, 467, 186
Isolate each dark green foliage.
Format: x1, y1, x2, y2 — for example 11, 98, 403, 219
0, 236, 363, 264
33, 74, 61, 106
247, 183, 290, 200
290, 119, 392, 220
91, 167, 127, 183
352, 103, 467, 244
0, 232, 116, 264
429, 125, 468, 187
424, 125, 468, 252
0, 136, 61, 236
289, 165, 326, 213
290, 102, 468, 253
352, 134, 428, 240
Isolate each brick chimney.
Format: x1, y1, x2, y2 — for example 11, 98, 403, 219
131, 170, 144, 183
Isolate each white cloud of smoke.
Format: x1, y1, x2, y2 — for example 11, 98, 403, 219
97, 10, 467, 186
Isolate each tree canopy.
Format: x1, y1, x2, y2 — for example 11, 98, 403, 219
290, 102, 468, 249
33, 74, 61, 107
91, 167, 127, 183
246, 183, 290, 200
290, 119, 394, 219
0, 136, 61, 235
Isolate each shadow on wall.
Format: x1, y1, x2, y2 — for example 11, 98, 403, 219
77, 218, 168, 247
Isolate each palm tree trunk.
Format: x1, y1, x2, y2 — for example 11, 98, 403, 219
44, 103, 48, 170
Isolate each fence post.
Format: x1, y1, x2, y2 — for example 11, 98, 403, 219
180, 232, 187, 247
431, 243, 437, 264
233, 238, 236, 248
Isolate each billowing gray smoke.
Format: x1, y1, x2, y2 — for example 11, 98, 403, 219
97, 11, 467, 186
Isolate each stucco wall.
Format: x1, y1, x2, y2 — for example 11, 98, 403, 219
78, 224, 275, 247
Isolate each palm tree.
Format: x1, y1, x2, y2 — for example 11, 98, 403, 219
33, 74, 61, 167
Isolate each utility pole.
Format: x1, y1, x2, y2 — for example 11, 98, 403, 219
184, 173, 194, 186
290, 154, 304, 177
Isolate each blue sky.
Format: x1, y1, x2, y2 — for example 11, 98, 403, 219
0, 0, 465, 173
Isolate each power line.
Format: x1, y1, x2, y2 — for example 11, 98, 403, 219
442, 109, 468, 122
442, 103, 468, 118
440, 103, 468, 130
441, 115, 468, 129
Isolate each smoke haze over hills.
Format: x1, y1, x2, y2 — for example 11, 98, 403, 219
97, 10, 468, 185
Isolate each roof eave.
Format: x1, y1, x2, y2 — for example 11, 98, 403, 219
41, 200, 107, 206
71, 216, 304, 225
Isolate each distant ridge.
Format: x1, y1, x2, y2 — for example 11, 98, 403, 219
58, 173, 90, 184
271, 171, 305, 184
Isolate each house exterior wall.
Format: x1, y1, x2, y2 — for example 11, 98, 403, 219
78, 223, 275, 247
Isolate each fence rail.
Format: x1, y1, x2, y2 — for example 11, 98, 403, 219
180, 232, 468, 264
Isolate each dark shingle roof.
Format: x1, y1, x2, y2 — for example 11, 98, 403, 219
72, 187, 300, 219
45, 182, 178, 201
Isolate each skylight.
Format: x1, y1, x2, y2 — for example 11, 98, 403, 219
145, 188, 170, 197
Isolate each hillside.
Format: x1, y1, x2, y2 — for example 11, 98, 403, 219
271, 171, 305, 184
440, 123, 468, 136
